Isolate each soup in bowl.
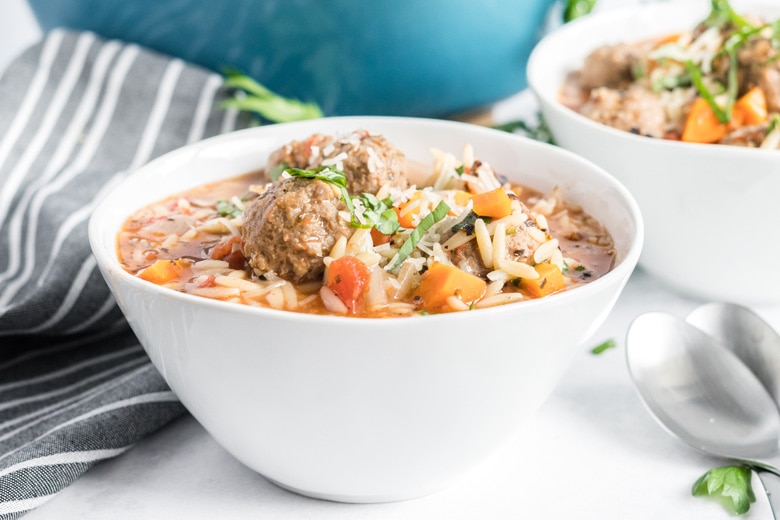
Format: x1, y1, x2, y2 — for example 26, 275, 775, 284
528, 0, 780, 304
89, 117, 642, 502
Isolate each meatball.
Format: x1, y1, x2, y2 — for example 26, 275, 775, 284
738, 37, 780, 113
580, 85, 666, 138
451, 241, 490, 278
579, 43, 644, 90
240, 177, 354, 283
719, 122, 770, 147
267, 130, 408, 195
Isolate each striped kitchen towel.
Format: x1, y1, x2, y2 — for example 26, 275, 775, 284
0, 30, 252, 518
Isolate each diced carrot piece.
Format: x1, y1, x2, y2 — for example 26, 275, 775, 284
453, 190, 472, 206
138, 259, 189, 285
733, 86, 768, 126
448, 190, 473, 216
326, 255, 371, 313
395, 191, 424, 228
370, 227, 392, 246
414, 262, 486, 312
681, 98, 728, 143
521, 263, 565, 298
653, 32, 682, 48
471, 187, 513, 219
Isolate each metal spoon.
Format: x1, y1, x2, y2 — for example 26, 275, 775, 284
687, 302, 780, 408
626, 311, 780, 516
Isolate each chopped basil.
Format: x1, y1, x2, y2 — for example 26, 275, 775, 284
220, 70, 323, 123
285, 166, 347, 187
353, 193, 400, 235
692, 465, 756, 515
685, 60, 732, 123
387, 201, 451, 273
216, 199, 243, 218
283, 167, 399, 235
268, 161, 288, 182
563, 0, 597, 23
769, 114, 780, 133
704, 0, 751, 31
493, 113, 555, 144
450, 211, 482, 235
590, 338, 617, 355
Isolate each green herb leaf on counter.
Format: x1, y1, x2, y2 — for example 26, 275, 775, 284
220, 70, 323, 123
493, 113, 555, 145
590, 338, 617, 355
692, 465, 756, 515
563, 0, 597, 23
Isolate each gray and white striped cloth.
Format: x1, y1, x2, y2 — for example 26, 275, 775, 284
0, 30, 252, 518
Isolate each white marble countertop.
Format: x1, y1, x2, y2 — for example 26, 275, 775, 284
7, 1, 780, 518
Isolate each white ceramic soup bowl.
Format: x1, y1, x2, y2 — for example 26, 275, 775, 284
528, 0, 780, 305
89, 117, 642, 503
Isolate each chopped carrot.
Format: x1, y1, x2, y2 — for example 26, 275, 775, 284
681, 97, 728, 143
453, 190, 472, 206
413, 262, 486, 312
733, 86, 767, 126
448, 190, 473, 216
521, 263, 565, 298
138, 259, 189, 285
326, 255, 371, 313
395, 191, 424, 228
471, 187, 512, 219
653, 32, 682, 48
370, 227, 392, 246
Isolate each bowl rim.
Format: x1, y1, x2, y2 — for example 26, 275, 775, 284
526, 0, 780, 158
88, 115, 644, 326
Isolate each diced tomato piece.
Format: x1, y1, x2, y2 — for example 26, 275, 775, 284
326, 256, 371, 313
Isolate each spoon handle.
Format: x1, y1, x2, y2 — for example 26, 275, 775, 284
756, 468, 780, 519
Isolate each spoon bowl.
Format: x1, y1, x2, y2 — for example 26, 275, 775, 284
687, 302, 780, 408
626, 311, 780, 462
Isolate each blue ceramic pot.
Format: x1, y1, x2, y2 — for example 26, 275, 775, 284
28, 0, 558, 116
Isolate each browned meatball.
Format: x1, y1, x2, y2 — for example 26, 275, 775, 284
719, 122, 770, 147
738, 37, 780, 113
267, 130, 408, 195
580, 85, 666, 138
240, 177, 354, 283
579, 43, 644, 90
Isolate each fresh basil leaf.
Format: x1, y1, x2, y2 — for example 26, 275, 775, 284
692, 465, 756, 515
591, 338, 617, 355
216, 199, 243, 218
268, 161, 288, 182
769, 114, 780, 133
352, 193, 400, 234
220, 70, 323, 123
563, 0, 597, 23
493, 113, 556, 144
285, 166, 347, 187
450, 211, 482, 235
684, 60, 732, 123
387, 201, 451, 273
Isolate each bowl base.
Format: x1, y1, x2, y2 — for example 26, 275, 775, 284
264, 476, 455, 504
